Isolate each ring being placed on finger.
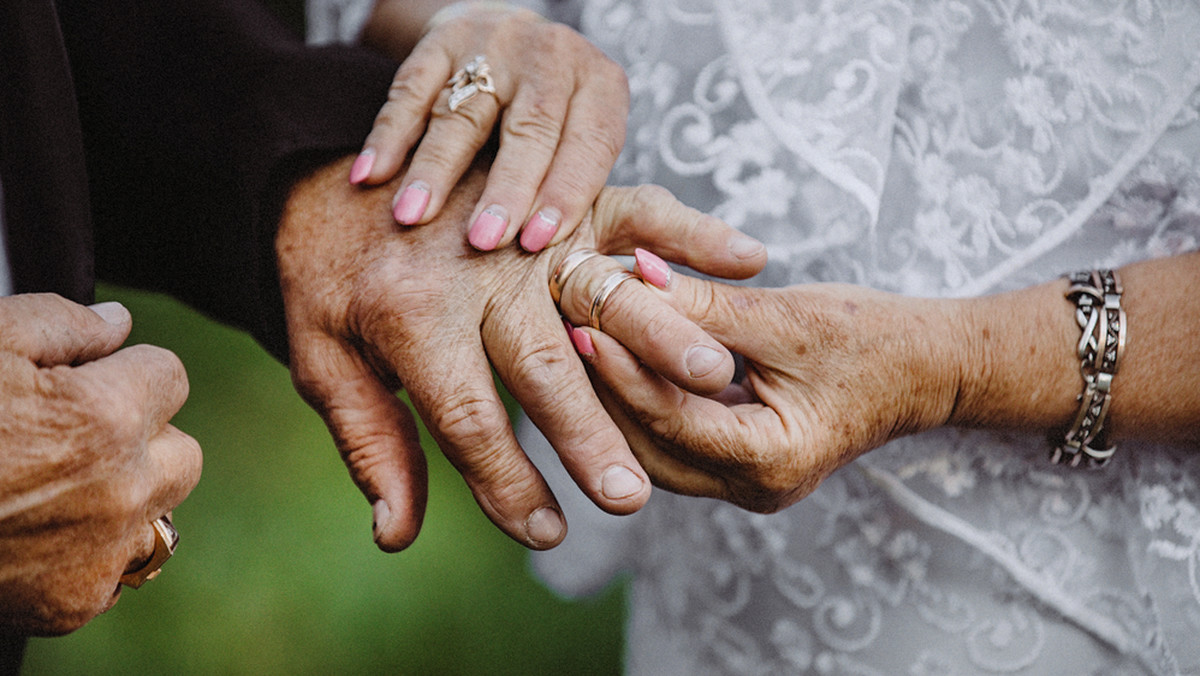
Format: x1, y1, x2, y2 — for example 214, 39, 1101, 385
119, 515, 179, 589
589, 270, 639, 332
550, 248, 601, 304
447, 55, 497, 113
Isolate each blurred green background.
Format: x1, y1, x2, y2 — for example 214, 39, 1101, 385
20, 285, 625, 675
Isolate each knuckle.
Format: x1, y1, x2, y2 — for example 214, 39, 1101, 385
629, 183, 674, 213
527, 21, 581, 57
385, 66, 433, 109
503, 101, 562, 150
429, 394, 510, 454
348, 259, 441, 348
507, 337, 577, 391
135, 344, 188, 387
173, 430, 204, 493
571, 121, 626, 169
73, 378, 144, 445
430, 97, 492, 132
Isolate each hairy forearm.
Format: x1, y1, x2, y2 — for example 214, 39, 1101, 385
948, 251, 1200, 443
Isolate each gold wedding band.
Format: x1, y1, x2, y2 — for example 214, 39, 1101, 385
119, 515, 179, 589
549, 248, 601, 304
589, 270, 638, 332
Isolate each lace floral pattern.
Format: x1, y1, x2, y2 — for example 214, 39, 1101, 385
526, 0, 1200, 674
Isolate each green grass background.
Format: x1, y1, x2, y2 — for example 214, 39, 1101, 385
20, 285, 625, 675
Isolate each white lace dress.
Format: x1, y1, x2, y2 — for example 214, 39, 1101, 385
307, 1, 1200, 673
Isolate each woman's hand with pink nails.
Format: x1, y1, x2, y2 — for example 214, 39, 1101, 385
351, 2, 629, 252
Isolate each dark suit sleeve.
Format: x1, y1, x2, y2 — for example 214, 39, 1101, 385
56, 0, 399, 361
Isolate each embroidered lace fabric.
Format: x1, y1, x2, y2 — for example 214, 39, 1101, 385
527, 1, 1200, 673
305, 1, 1200, 672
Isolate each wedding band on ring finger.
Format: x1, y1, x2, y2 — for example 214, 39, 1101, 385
589, 271, 639, 332
447, 55, 498, 113
119, 515, 179, 589
549, 248, 601, 304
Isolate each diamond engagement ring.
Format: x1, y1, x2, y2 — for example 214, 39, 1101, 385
447, 55, 497, 113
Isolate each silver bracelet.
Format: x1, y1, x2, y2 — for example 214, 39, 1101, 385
1050, 269, 1126, 468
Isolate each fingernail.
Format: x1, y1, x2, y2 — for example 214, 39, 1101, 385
601, 465, 644, 500
519, 209, 560, 252
349, 149, 375, 184
570, 327, 595, 359
729, 233, 766, 259
686, 345, 724, 378
88, 301, 130, 325
393, 182, 430, 224
525, 506, 565, 546
468, 206, 508, 250
634, 248, 672, 289
372, 500, 391, 541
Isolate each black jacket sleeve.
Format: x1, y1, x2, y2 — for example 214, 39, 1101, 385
56, 0, 399, 360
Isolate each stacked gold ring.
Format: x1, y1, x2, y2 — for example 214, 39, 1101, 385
549, 248, 600, 304
588, 271, 638, 332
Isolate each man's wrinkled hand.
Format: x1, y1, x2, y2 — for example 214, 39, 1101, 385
0, 294, 201, 635
277, 156, 764, 551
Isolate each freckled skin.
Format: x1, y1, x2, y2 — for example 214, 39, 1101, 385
587, 251, 1200, 511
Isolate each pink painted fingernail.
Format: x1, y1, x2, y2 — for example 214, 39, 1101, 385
468, 206, 508, 250
349, 149, 375, 184
634, 248, 672, 289
393, 182, 430, 224
729, 233, 766, 259
571, 327, 595, 358
520, 210, 560, 252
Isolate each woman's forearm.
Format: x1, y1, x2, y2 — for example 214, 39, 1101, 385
947, 251, 1200, 444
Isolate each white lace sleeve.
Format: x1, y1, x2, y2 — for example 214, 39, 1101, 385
304, 0, 374, 45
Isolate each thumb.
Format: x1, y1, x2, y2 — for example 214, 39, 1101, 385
289, 332, 428, 552
0, 293, 131, 366
649, 272, 779, 358
589, 184, 767, 279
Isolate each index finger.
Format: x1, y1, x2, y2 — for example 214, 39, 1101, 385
350, 40, 454, 187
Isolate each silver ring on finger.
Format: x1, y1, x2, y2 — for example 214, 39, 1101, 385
447, 55, 497, 113
589, 270, 639, 332
119, 515, 179, 589
549, 248, 601, 304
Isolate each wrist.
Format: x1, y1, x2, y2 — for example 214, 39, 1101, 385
890, 295, 974, 437
945, 280, 1081, 432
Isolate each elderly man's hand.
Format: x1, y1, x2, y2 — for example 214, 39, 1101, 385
0, 295, 201, 635
277, 156, 765, 551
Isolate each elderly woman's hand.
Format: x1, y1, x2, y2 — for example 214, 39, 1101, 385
554, 271, 980, 512
349, 2, 629, 253
558, 251, 1200, 512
